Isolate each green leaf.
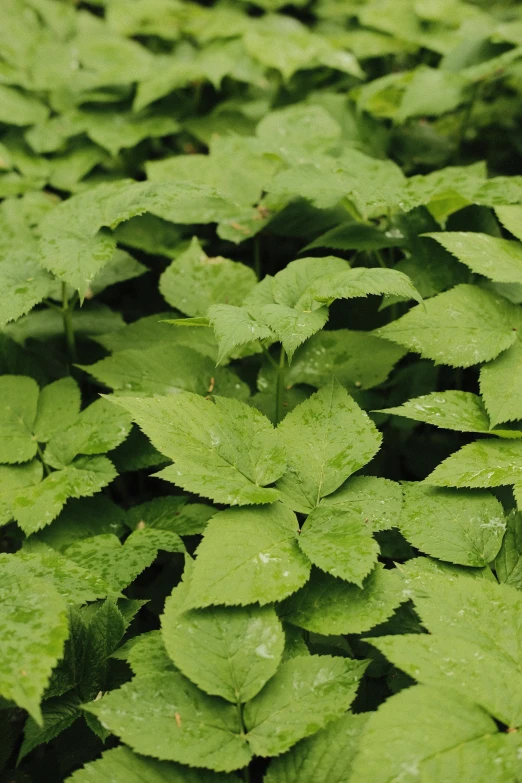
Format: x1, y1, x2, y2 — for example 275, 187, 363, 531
64, 528, 184, 592
376, 284, 519, 368
495, 205, 522, 241
207, 304, 273, 365
0, 571, 68, 723
298, 505, 380, 586
186, 505, 310, 608
113, 630, 176, 678
19, 695, 80, 762
269, 256, 349, 309
113, 392, 286, 505
282, 564, 403, 635
495, 511, 522, 589
0, 250, 54, 327
264, 712, 368, 783
33, 496, 126, 552
162, 578, 285, 702
44, 399, 133, 469
0, 460, 42, 525
303, 221, 404, 252
254, 304, 329, 361
125, 496, 214, 536
427, 232, 522, 284
320, 475, 403, 531
276, 381, 382, 513
65, 746, 237, 783
378, 390, 507, 434
426, 439, 522, 488
12, 456, 118, 534
160, 236, 257, 317
0, 374, 39, 463
0, 85, 48, 126
244, 655, 368, 757
80, 343, 248, 400
33, 378, 81, 443
350, 684, 522, 783
311, 267, 422, 306
287, 330, 406, 391
480, 339, 522, 426
84, 672, 251, 772
88, 249, 147, 297
399, 483, 505, 566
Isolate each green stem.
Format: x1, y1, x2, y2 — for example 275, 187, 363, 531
374, 249, 387, 269
259, 342, 278, 370
254, 236, 261, 280
36, 444, 50, 476
61, 282, 77, 364
275, 345, 286, 426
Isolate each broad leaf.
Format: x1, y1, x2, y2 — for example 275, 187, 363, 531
0, 375, 39, 463
376, 284, 519, 368
310, 267, 422, 305
33, 378, 81, 443
186, 505, 310, 607
0, 571, 68, 723
113, 392, 286, 505
427, 232, 522, 284
282, 564, 403, 635
0, 251, 54, 327
85, 672, 251, 772
276, 381, 382, 513
495, 511, 522, 589
162, 578, 285, 702
399, 483, 505, 566
244, 655, 368, 757
320, 475, 403, 531
207, 304, 273, 365
480, 338, 522, 426
426, 439, 522, 488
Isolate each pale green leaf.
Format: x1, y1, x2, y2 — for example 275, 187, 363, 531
0, 374, 39, 463
244, 655, 368, 757
186, 505, 310, 608
113, 630, 176, 678
276, 381, 382, 513
44, 398, 132, 468
426, 439, 522, 488
84, 672, 251, 772
282, 564, 403, 635
495, 511, 522, 589
0, 572, 68, 723
495, 205, 522, 241
162, 578, 284, 702
480, 339, 522, 426
299, 505, 379, 586
88, 249, 147, 297
378, 390, 495, 433
351, 684, 522, 783
320, 475, 403, 532
269, 256, 349, 309
427, 232, 522, 284
64, 529, 184, 592
254, 304, 329, 361
33, 378, 81, 443
264, 712, 368, 783
311, 267, 422, 306
65, 745, 237, 783
399, 483, 505, 566
0, 85, 48, 126
160, 236, 256, 317
287, 330, 406, 391
125, 496, 214, 536
376, 284, 519, 368
113, 392, 286, 505
12, 455, 117, 534
0, 251, 54, 326
0, 460, 42, 526
33, 496, 127, 552
207, 304, 273, 365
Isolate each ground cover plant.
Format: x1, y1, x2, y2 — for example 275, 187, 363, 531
3, 0, 522, 780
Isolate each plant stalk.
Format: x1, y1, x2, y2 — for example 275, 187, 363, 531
61, 282, 77, 364
254, 236, 261, 280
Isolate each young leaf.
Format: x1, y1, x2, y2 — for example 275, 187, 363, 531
276, 381, 382, 513
310, 267, 422, 306
84, 672, 251, 772
125, 496, 214, 537
376, 284, 519, 368
113, 392, 286, 505
350, 685, 522, 783
253, 303, 329, 361
377, 390, 507, 434
495, 511, 522, 589
244, 655, 368, 757
282, 564, 403, 635
19, 695, 80, 762
480, 338, 522, 426
65, 746, 237, 783
399, 484, 505, 566
186, 505, 310, 608
426, 439, 522, 488
33, 378, 81, 443
207, 304, 273, 365
264, 712, 369, 783
162, 579, 285, 702
426, 232, 522, 284
299, 505, 380, 586
0, 375, 39, 463
320, 475, 403, 532
0, 251, 54, 327
0, 572, 68, 723
160, 236, 257, 317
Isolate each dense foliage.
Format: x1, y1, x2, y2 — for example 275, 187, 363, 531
2, 0, 522, 780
